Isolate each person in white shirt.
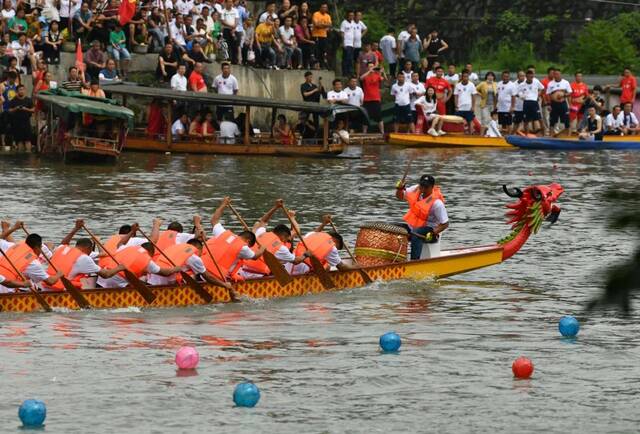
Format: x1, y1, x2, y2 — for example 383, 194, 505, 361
339, 10, 355, 77
465, 63, 479, 84
219, 112, 241, 144
171, 113, 189, 141
397, 23, 418, 64
496, 70, 517, 134
379, 28, 397, 76
454, 70, 479, 134
170, 64, 188, 91
175, 0, 194, 16
352, 11, 367, 62
345, 76, 364, 132
408, 71, 426, 124
414, 86, 445, 136
212, 62, 239, 120
546, 69, 572, 134
258, 1, 277, 23
485, 111, 502, 138
513, 71, 526, 133
279, 16, 301, 69
519, 69, 545, 134
605, 105, 624, 135
425, 61, 440, 81
391, 71, 413, 133
327, 78, 349, 104
621, 102, 639, 135
220, 0, 239, 63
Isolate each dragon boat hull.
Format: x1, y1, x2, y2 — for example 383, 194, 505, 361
0, 245, 504, 313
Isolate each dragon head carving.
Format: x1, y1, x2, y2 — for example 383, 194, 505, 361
498, 183, 564, 260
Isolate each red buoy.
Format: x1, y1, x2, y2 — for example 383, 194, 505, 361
512, 356, 534, 379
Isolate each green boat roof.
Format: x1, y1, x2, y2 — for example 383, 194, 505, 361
37, 89, 135, 122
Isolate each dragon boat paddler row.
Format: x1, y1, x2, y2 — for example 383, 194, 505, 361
0, 179, 563, 314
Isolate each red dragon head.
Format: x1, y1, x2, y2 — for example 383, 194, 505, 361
498, 183, 564, 260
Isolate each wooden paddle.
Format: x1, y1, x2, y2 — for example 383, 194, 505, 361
199, 233, 239, 302
227, 203, 293, 287
0, 245, 51, 312
281, 205, 336, 290
20, 225, 91, 309
328, 221, 373, 284
135, 227, 213, 303
81, 224, 156, 304
397, 156, 414, 188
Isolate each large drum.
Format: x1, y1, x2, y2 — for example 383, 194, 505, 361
354, 223, 408, 266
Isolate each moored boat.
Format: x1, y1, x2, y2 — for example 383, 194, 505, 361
0, 183, 563, 314
506, 135, 640, 150
387, 132, 512, 148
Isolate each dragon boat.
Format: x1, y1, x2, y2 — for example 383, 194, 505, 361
0, 183, 563, 314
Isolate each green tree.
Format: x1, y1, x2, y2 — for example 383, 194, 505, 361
562, 20, 639, 74
362, 10, 390, 44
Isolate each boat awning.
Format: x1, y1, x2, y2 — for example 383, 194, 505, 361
102, 83, 368, 119
37, 89, 135, 126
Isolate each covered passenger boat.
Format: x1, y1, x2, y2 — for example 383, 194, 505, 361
0, 183, 563, 313
103, 84, 367, 157
37, 89, 134, 163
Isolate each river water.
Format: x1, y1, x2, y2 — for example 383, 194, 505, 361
0, 147, 639, 433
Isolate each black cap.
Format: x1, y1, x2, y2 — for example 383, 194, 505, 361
419, 175, 435, 187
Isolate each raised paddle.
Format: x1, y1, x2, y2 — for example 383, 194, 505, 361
198, 231, 239, 302
20, 225, 91, 309
397, 156, 415, 188
328, 221, 373, 284
81, 224, 156, 304
135, 226, 213, 303
226, 203, 293, 287
281, 205, 336, 290
0, 245, 51, 312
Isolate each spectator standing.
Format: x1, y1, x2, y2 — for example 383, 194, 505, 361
540, 67, 555, 135
520, 69, 544, 134
327, 78, 348, 104
311, 2, 331, 68
345, 75, 364, 131
84, 39, 107, 81
400, 60, 413, 83
496, 70, 516, 134
355, 42, 377, 77
408, 71, 426, 125
279, 16, 301, 69
59, 0, 81, 31
476, 71, 497, 131
396, 23, 416, 68
379, 28, 397, 77
8, 84, 33, 152
277, 0, 297, 23
300, 70, 325, 131
360, 62, 385, 133
259, 2, 277, 23
513, 70, 526, 133
423, 30, 448, 68
339, 10, 355, 77
212, 62, 238, 120
445, 64, 459, 114
220, 0, 239, 64
403, 27, 421, 72
233, 0, 248, 63
371, 41, 383, 65
391, 71, 413, 133
352, 11, 367, 64
255, 15, 276, 69
171, 63, 188, 91
241, 17, 255, 65
454, 70, 480, 134
465, 63, 479, 84
156, 43, 180, 82
607, 67, 637, 109
546, 69, 572, 135
295, 16, 314, 69
569, 72, 588, 134
425, 65, 451, 115
189, 62, 207, 92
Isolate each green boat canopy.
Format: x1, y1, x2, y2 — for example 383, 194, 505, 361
101, 83, 369, 121
37, 89, 135, 127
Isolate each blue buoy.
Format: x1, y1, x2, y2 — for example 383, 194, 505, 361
18, 399, 46, 427
233, 382, 261, 408
559, 315, 580, 337
379, 332, 402, 352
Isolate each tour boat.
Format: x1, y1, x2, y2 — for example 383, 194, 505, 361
0, 183, 563, 313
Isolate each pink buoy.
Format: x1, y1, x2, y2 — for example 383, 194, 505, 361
175, 346, 199, 369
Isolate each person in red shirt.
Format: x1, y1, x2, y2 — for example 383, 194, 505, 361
371, 41, 384, 65
360, 62, 386, 133
620, 67, 637, 107
540, 66, 555, 135
188, 62, 207, 93
569, 71, 589, 134
425, 65, 451, 115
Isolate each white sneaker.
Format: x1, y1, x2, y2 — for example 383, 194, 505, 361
427, 128, 438, 137
437, 130, 446, 136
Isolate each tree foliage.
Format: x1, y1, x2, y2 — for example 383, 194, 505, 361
562, 20, 639, 74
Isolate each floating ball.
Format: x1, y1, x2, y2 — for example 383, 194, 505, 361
233, 382, 261, 408
558, 315, 580, 337
512, 357, 534, 379
18, 399, 46, 427
175, 346, 199, 370
379, 332, 402, 352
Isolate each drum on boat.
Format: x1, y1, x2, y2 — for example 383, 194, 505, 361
354, 223, 408, 266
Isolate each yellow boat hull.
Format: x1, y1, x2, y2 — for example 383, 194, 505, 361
387, 133, 513, 148
0, 245, 504, 313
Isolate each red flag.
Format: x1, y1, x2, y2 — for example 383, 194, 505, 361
118, 0, 136, 25
75, 39, 85, 73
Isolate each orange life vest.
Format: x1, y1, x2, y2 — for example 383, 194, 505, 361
101, 245, 152, 279
155, 243, 197, 282
242, 231, 283, 275
98, 234, 123, 268
45, 245, 85, 291
0, 242, 36, 281
153, 230, 179, 260
201, 230, 246, 280
294, 232, 335, 268
403, 186, 445, 228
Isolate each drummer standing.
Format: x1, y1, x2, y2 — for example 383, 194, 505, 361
395, 174, 449, 260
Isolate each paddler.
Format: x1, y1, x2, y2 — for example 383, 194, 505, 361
199, 197, 265, 280
96, 242, 182, 288
43, 219, 126, 290
289, 214, 353, 275
395, 174, 449, 260
97, 220, 161, 266
155, 220, 196, 252
0, 233, 64, 293
0, 220, 22, 252
240, 199, 310, 277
